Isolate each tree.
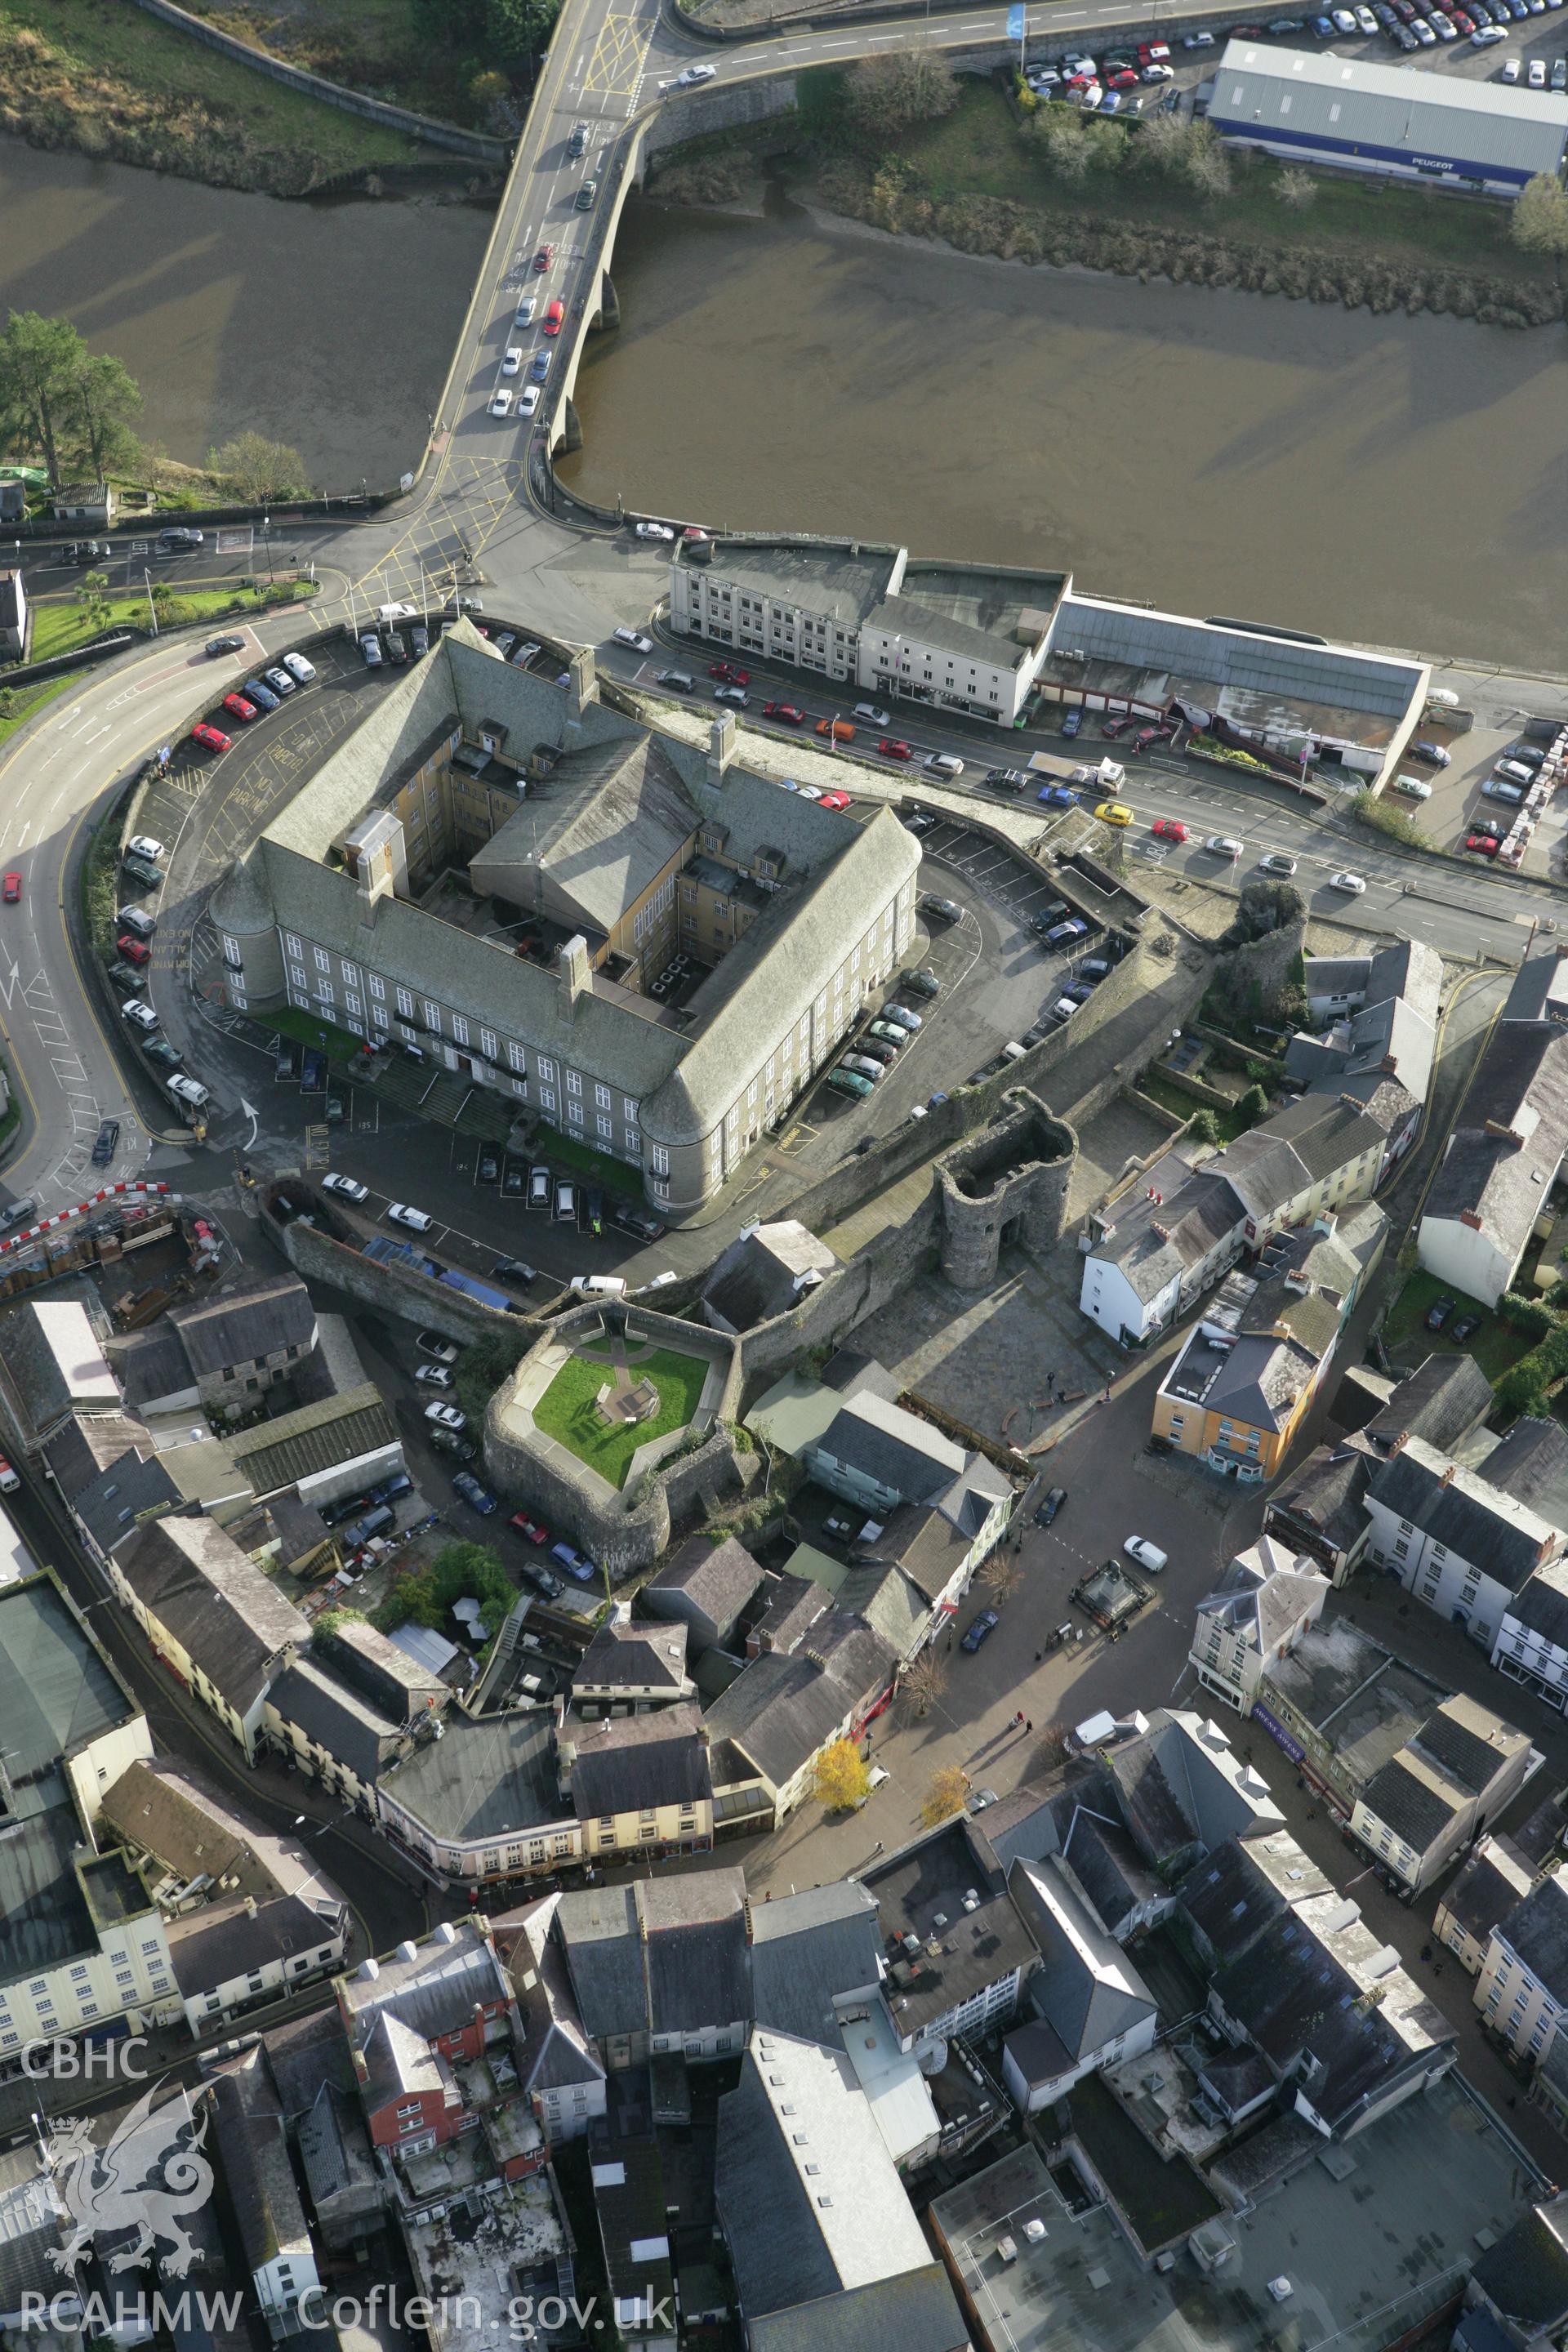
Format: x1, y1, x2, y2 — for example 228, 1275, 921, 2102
982, 1552, 1022, 1605
1235, 1084, 1269, 1133
1030, 109, 1098, 183
846, 51, 960, 138
75, 569, 110, 630
1183, 121, 1233, 199
1496, 1361, 1551, 1423
901, 1648, 949, 1718
813, 1739, 871, 1812
0, 311, 96, 490
206, 431, 313, 501
486, 0, 562, 68
1512, 172, 1568, 254
69, 350, 141, 481
1187, 1107, 1221, 1147
1275, 165, 1318, 211
1133, 110, 1195, 176
921, 1766, 971, 1829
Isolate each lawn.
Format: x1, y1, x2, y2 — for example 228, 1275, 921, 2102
544, 1129, 644, 1197
265, 1005, 368, 1063
535, 1346, 710, 1489
29, 583, 314, 667
1381, 1268, 1527, 1388
1137, 1071, 1252, 1143
0, 675, 74, 756
838, 78, 1558, 291
0, 0, 416, 194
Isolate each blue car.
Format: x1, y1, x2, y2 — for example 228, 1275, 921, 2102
1060, 709, 1083, 739
243, 678, 281, 712
1046, 918, 1089, 946
960, 1608, 1000, 1654
1310, 12, 1336, 30
1037, 785, 1080, 808
452, 1472, 498, 1516
530, 350, 552, 384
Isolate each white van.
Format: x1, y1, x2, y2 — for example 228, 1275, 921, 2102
570, 1274, 627, 1298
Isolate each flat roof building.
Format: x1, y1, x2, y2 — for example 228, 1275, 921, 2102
1208, 39, 1568, 192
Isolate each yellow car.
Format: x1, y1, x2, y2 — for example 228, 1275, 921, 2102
1096, 801, 1134, 826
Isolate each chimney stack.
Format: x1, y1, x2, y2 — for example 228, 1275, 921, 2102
708, 711, 737, 782
564, 647, 598, 728
559, 933, 591, 1014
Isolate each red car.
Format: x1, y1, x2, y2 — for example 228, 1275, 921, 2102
763, 701, 805, 724
708, 662, 749, 686
1107, 66, 1138, 86
543, 299, 565, 336
190, 722, 232, 754
222, 691, 258, 724
1151, 817, 1188, 842
532, 243, 555, 272
1, 875, 19, 905
1138, 38, 1171, 60
510, 1511, 549, 1544
877, 737, 913, 761
820, 790, 852, 811
1466, 832, 1500, 856
1101, 715, 1133, 738
117, 934, 150, 965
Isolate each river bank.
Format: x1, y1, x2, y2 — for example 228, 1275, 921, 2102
0, 0, 439, 194
557, 190, 1568, 666
0, 134, 495, 484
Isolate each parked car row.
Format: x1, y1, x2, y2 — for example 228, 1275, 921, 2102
188, 649, 317, 755
826, 986, 936, 1104
359, 619, 431, 671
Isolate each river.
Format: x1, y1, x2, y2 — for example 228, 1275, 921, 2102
0, 136, 494, 491
561, 196, 1568, 669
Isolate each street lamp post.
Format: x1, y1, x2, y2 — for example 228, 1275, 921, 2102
261, 514, 274, 587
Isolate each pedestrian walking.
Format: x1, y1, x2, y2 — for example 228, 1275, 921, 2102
1035, 1650, 1044, 1664
1025, 1719, 1033, 1734
1013, 1710, 1025, 1727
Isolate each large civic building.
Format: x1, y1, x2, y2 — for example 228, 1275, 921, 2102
211, 625, 919, 1220
1206, 39, 1568, 193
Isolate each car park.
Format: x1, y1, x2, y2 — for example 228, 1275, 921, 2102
167, 1073, 210, 1109
529, 1166, 552, 1209
243, 678, 279, 712
1330, 871, 1367, 893
1046, 917, 1089, 946
222, 692, 258, 724
1486, 778, 1526, 802
1451, 1313, 1482, 1342
820, 789, 853, 811
1124, 1535, 1169, 1573
902, 968, 941, 999
116, 934, 150, 966
425, 1399, 467, 1432
323, 1174, 369, 1203
359, 634, 384, 668
281, 651, 316, 685
511, 1511, 550, 1545
880, 1003, 923, 1031
1497, 756, 1537, 785
190, 722, 232, 754
868, 1020, 909, 1049
492, 1257, 536, 1284
841, 1054, 884, 1082
1466, 832, 1502, 855
960, 1608, 1000, 1652
555, 1180, 577, 1222
1555, 52, 1567, 82
1393, 773, 1432, 799
827, 1068, 874, 1100
612, 1202, 666, 1241
264, 667, 296, 700
551, 1541, 598, 1583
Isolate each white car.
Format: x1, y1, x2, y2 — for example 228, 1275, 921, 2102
661, 62, 717, 87
414, 1361, 454, 1388
1472, 23, 1508, 42
519, 386, 541, 418
1393, 774, 1432, 800
281, 651, 316, 684
1426, 686, 1460, 707
635, 521, 675, 541
167, 1073, 210, 1107
514, 296, 537, 326
264, 666, 296, 697
0, 1460, 18, 1494
1501, 51, 1523, 72
1205, 834, 1245, 858
126, 835, 165, 863
424, 1400, 467, 1431
122, 999, 158, 1031
853, 703, 891, 727
419, 1333, 460, 1363
613, 626, 654, 654
1330, 871, 1368, 894
795, 782, 824, 800
1355, 2, 1378, 26
387, 1202, 434, 1232
1530, 53, 1548, 79
501, 347, 523, 376
488, 388, 512, 418
322, 1173, 369, 1204
1124, 1535, 1169, 1574
1141, 60, 1174, 77
1258, 852, 1298, 876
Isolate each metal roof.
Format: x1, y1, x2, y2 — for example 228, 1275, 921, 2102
1212, 40, 1568, 180
1057, 594, 1423, 722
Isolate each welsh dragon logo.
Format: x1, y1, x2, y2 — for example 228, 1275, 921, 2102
46, 2084, 215, 2277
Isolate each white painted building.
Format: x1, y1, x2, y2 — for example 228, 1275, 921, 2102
1365, 1433, 1565, 1654
1188, 1536, 1330, 1713
1476, 1875, 1568, 2066
1496, 1561, 1568, 1713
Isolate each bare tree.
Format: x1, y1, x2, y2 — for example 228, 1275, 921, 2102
1183, 122, 1233, 199
982, 1553, 1023, 1606
921, 1766, 972, 1829
1133, 110, 1194, 176
1275, 165, 1318, 211
1512, 172, 1568, 253
846, 51, 960, 137
902, 1649, 950, 1718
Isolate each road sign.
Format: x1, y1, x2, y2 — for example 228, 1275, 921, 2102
1008, 4, 1027, 36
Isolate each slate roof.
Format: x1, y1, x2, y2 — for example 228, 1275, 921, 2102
640, 1868, 751, 2035
702, 1221, 838, 1334
564, 1701, 714, 1820
1261, 1092, 1385, 1185
1266, 1439, 1375, 1557
1508, 1561, 1568, 1648
361, 2010, 443, 2110
748, 1882, 884, 2045
1107, 1712, 1279, 1869
835, 1561, 931, 1658
42, 1409, 156, 1501
71, 1447, 183, 1557
1195, 1539, 1328, 1659
644, 1535, 764, 1643
468, 729, 696, 938
1305, 956, 1373, 1005
265, 1655, 405, 1787
379, 1708, 562, 1840
573, 1618, 690, 1695
115, 1516, 306, 1711
1412, 1695, 1526, 1796
169, 1273, 314, 1379
1471, 2195, 1568, 2330
702, 1615, 895, 1791
99, 1757, 327, 1910
1365, 1352, 1494, 1456
811, 1393, 967, 1505
167, 1889, 337, 1997
1495, 1873, 1568, 1998
1369, 1435, 1560, 1593
1358, 1755, 1460, 1851
862, 1503, 974, 1602
1002, 2015, 1078, 2090
1479, 1417, 1568, 1535
746, 2272, 969, 2352
296, 2082, 378, 2221
1009, 1855, 1156, 2060
1093, 1167, 1248, 1303
339, 1917, 508, 2043
205, 2048, 313, 2273
1439, 1838, 1533, 1948
1505, 948, 1568, 1027
556, 1884, 645, 2040
109, 1325, 197, 1409
1422, 1022, 1568, 1268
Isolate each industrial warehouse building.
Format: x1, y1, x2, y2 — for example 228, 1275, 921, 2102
1207, 40, 1568, 192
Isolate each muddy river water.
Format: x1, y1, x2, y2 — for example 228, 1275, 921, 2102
561, 194, 1568, 667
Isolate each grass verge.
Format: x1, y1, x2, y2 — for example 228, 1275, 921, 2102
1137, 1071, 1253, 1142
82, 815, 123, 960
1381, 1268, 1526, 1386
0, 0, 417, 194
535, 1346, 710, 1489
29, 581, 317, 667
0, 675, 74, 755
544, 1129, 644, 1196
265, 1005, 367, 1063
180, 0, 497, 133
